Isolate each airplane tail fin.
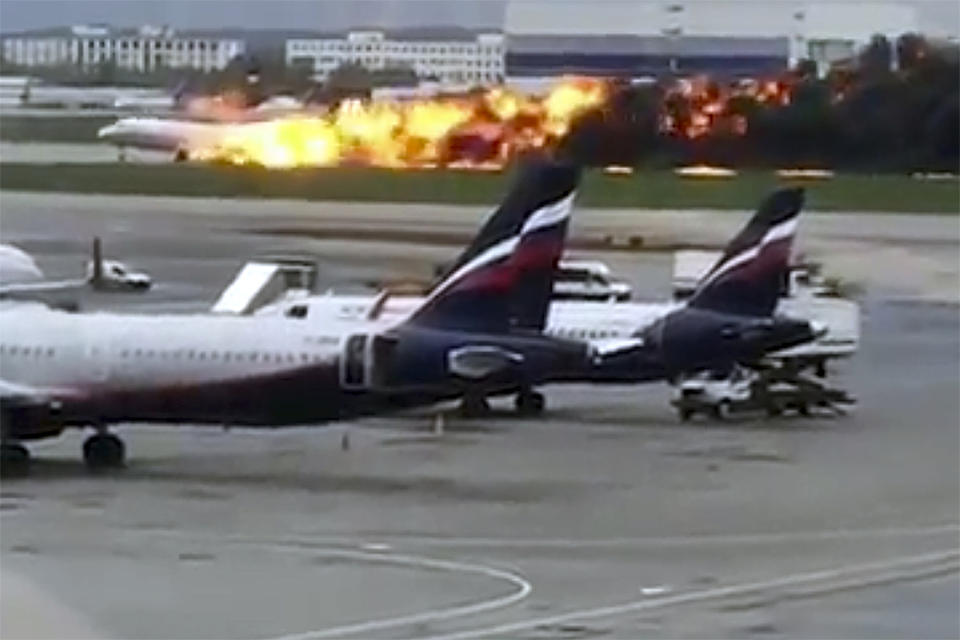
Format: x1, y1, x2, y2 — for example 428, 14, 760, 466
171, 78, 196, 109
408, 159, 580, 333
90, 236, 104, 287
688, 187, 804, 317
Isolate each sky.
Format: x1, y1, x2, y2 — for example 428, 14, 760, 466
1, 0, 957, 37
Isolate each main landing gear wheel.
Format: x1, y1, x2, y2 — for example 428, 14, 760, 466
515, 389, 545, 416
83, 433, 125, 471
1, 442, 31, 475
459, 394, 491, 418
712, 400, 732, 421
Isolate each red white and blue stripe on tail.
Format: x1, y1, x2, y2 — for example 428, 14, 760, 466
409, 161, 580, 332
688, 187, 804, 318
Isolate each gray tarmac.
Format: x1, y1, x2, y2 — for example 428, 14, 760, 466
1, 192, 958, 639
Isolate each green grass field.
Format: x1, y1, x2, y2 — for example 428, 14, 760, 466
1, 162, 957, 213
0, 116, 115, 143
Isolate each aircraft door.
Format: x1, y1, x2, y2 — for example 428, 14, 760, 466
84, 326, 110, 386
340, 333, 398, 390
341, 334, 369, 389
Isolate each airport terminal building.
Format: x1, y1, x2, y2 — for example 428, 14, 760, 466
1, 24, 245, 73
504, 0, 920, 80
285, 28, 505, 85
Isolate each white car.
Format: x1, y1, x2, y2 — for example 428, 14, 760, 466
553, 260, 631, 301
87, 259, 152, 291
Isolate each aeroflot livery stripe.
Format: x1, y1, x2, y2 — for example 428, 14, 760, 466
423, 191, 576, 302
696, 216, 798, 291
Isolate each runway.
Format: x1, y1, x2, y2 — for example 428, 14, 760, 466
1, 191, 958, 638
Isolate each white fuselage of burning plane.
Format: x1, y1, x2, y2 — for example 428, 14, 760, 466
97, 117, 228, 153
97, 109, 311, 155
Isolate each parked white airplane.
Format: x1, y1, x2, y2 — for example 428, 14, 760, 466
0, 161, 589, 472
238, 188, 854, 370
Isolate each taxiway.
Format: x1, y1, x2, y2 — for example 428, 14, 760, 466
1, 191, 957, 639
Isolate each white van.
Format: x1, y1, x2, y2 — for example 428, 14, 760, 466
553, 260, 632, 302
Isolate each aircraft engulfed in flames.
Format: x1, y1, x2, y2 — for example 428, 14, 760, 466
188, 77, 608, 169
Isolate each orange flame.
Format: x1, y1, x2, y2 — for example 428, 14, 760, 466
660, 74, 798, 139
188, 77, 608, 169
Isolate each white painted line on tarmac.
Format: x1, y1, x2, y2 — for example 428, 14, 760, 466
417, 548, 960, 640
261, 548, 531, 640
247, 522, 960, 551
141, 529, 533, 640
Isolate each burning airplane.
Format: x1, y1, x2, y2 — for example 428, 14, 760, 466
99, 77, 608, 169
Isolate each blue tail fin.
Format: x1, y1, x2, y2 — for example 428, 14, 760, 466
688, 187, 804, 317
409, 160, 580, 333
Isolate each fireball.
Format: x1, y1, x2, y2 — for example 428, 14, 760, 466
186, 77, 609, 170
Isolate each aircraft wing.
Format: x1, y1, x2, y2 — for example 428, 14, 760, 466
0, 278, 87, 297
0, 378, 63, 408
0, 279, 88, 310
590, 337, 646, 358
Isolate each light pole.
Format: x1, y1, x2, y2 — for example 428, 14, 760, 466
663, 2, 685, 75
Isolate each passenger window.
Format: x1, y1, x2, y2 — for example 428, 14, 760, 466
10, 346, 18, 355
286, 305, 308, 319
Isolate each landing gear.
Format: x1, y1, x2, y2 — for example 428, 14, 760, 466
82, 433, 125, 471
711, 399, 732, 420
1, 442, 31, 475
514, 388, 545, 416
459, 393, 491, 418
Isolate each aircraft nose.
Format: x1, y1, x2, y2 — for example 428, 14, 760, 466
97, 123, 119, 140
